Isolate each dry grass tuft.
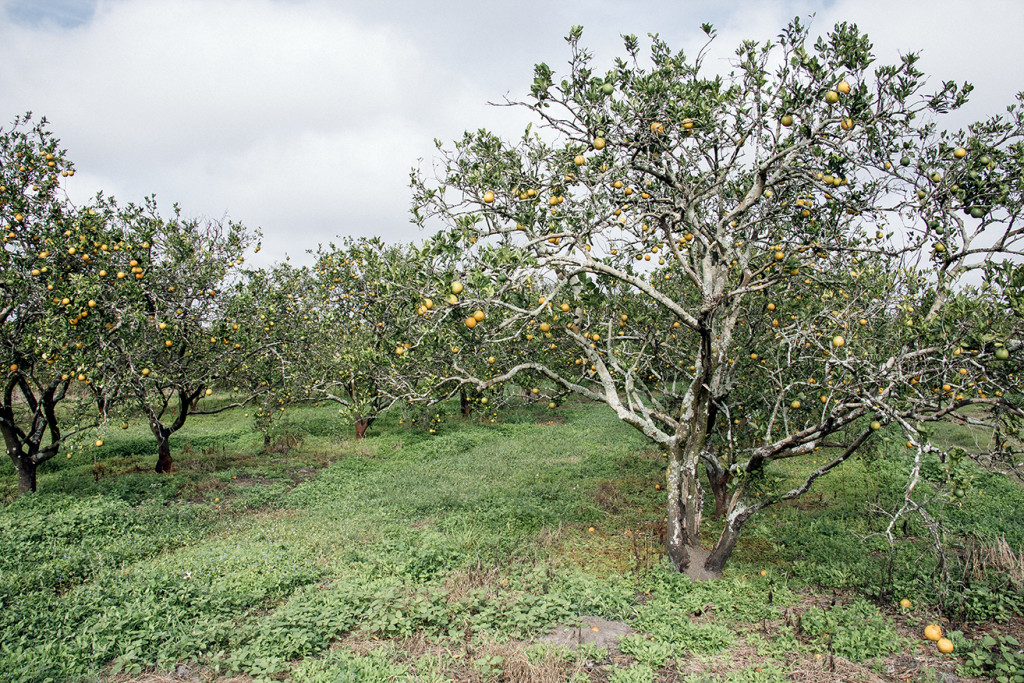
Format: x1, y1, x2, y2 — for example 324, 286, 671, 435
442, 563, 504, 601
962, 534, 1024, 589
593, 480, 625, 513
479, 640, 586, 683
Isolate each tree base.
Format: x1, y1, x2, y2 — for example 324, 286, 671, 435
676, 546, 724, 582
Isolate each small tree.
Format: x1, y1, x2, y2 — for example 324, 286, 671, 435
94, 198, 260, 472
302, 237, 439, 439
413, 22, 1024, 577
229, 260, 314, 448
0, 114, 116, 494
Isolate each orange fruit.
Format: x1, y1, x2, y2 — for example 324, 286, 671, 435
937, 637, 953, 654
924, 624, 942, 641
837, 80, 851, 94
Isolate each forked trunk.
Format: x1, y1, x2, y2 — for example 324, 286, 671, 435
665, 321, 745, 579
149, 389, 197, 473
4, 426, 41, 495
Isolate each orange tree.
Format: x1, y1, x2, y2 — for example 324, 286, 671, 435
228, 259, 315, 447
300, 237, 443, 439
412, 22, 1024, 577
91, 198, 261, 472
417, 244, 584, 419
0, 114, 120, 494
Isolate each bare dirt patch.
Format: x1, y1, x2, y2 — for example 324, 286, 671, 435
538, 616, 634, 651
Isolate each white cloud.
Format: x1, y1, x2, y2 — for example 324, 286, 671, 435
1, 0, 1020, 265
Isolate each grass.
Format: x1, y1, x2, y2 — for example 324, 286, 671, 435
0, 396, 1021, 682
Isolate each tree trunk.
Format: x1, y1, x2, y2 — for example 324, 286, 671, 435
705, 505, 754, 574
706, 461, 730, 520
354, 417, 372, 440
459, 388, 471, 417
16, 459, 37, 494
154, 429, 172, 473
4, 424, 39, 495
666, 452, 691, 570
702, 407, 730, 520
667, 324, 724, 578
666, 439, 706, 574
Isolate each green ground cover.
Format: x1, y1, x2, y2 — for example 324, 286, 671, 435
0, 399, 1020, 682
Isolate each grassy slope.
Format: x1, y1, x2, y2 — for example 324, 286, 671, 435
0, 399, 1020, 682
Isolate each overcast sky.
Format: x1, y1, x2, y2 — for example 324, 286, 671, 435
2, 0, 1022, 265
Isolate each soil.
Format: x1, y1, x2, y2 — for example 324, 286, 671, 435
537, 616, 634, 651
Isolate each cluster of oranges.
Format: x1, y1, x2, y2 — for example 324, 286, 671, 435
923, 622, 954, 654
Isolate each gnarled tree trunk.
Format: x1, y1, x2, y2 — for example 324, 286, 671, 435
2, 377, 68, 495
